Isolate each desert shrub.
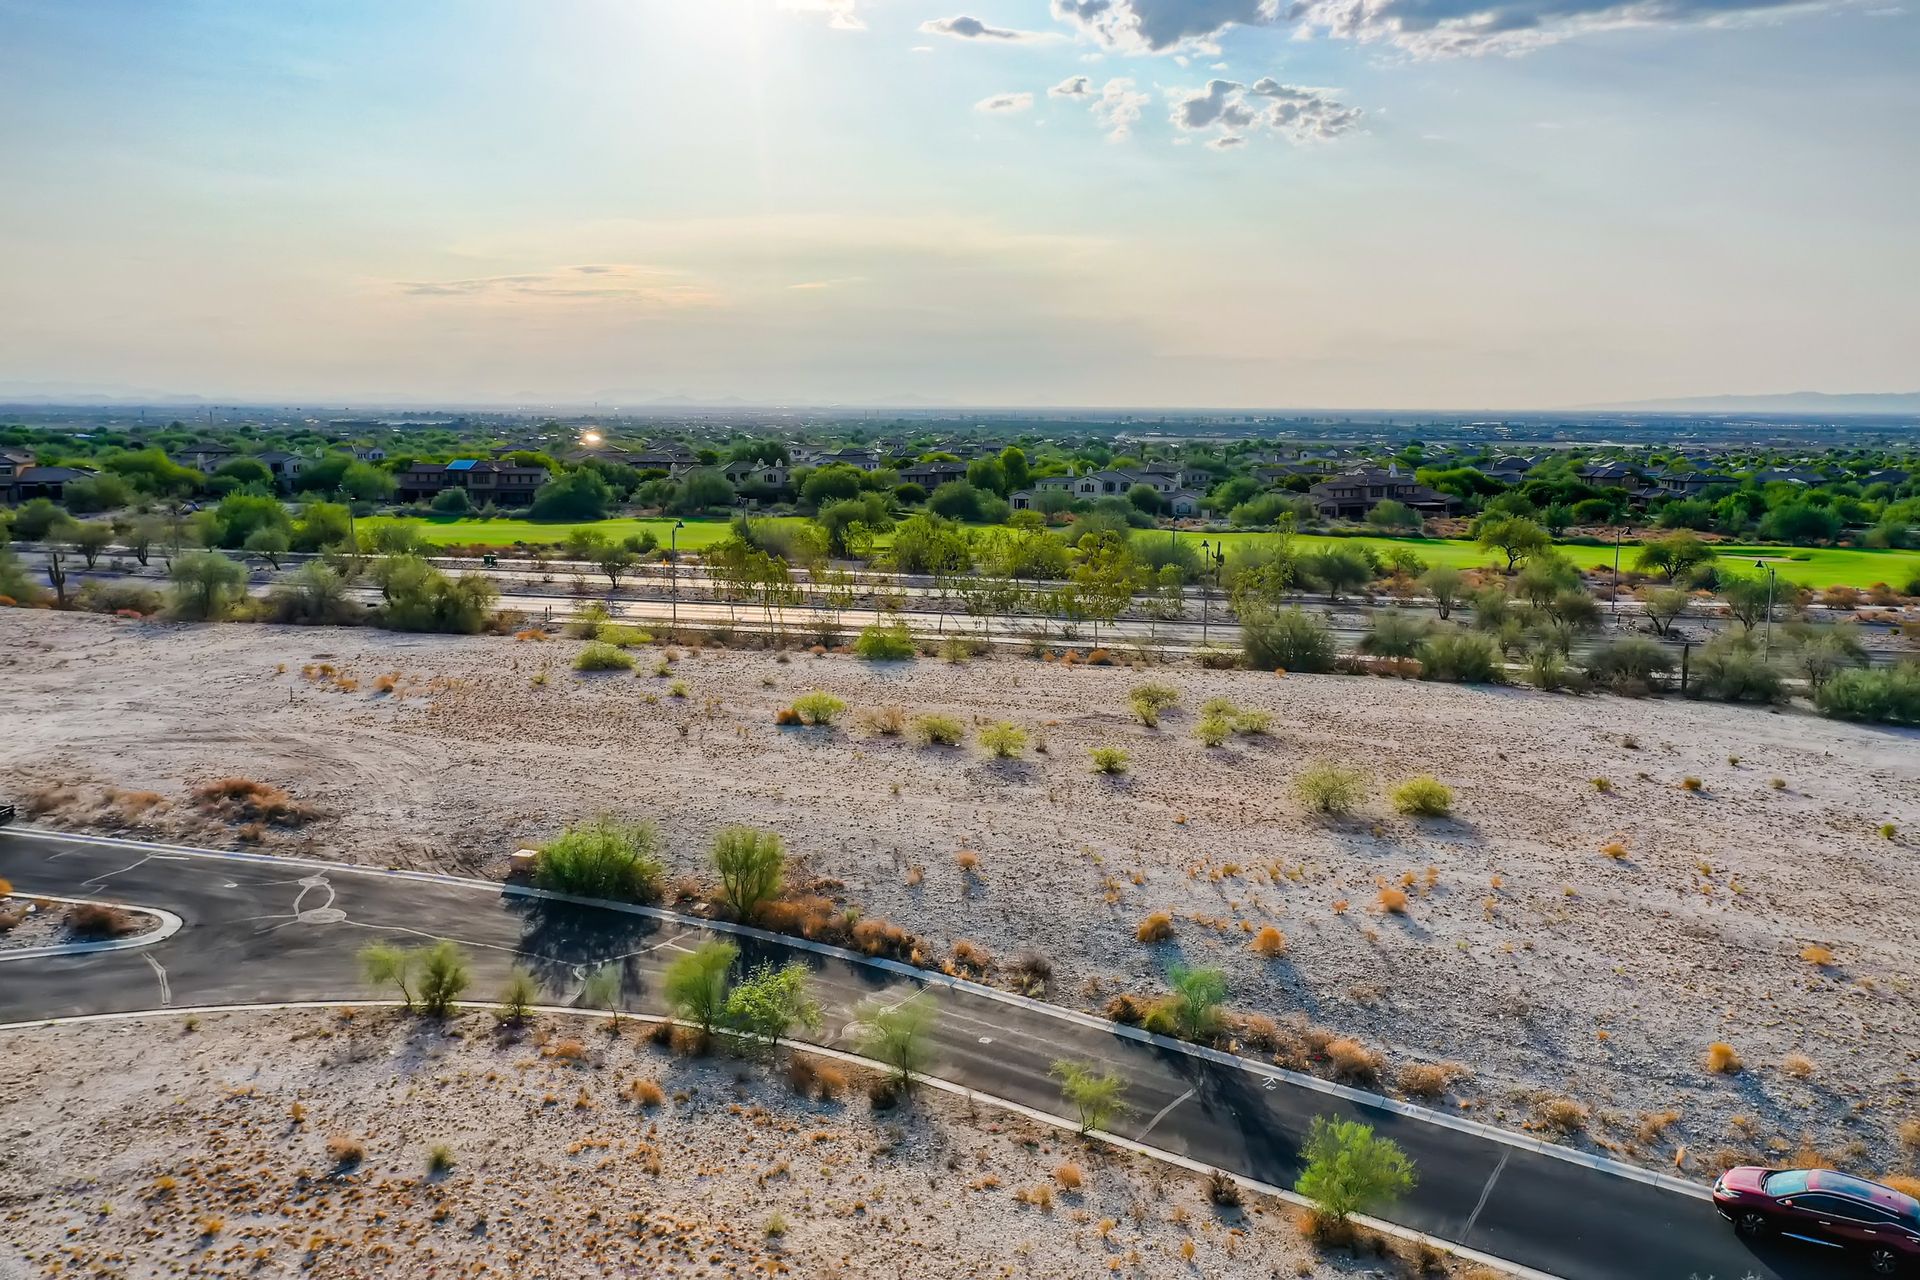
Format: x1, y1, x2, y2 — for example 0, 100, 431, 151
1052, 1059, 1128, 1135
1705, 1041, 1743, 1074
1397, 1061, 1470, 1100
1009, 950, 1053, 995
1799, 944, 1835, 966
1294, 1116, 1415, 1223
1251, 925, 1287, 958
65, 902, 138, 938
1689, 636, 1781, 704
712, 826, 784, 922
573, 642, 633, 672
536, 817, 666, 902
663, 939, 738, 1034
415, 940, 471, 1016
723, 961, 822, 1060
1325, 1037, 1383, 1084
1815, 664, 1920, 725
427, 1143, 455, 1174
950, 938, 993, 974
1241, 606, 1336, 674
496, 970, 538, 1024
1164, 964, 1227, 1042
595, 623, 653, 647
190, 777, 315, 826
853, 620, 917, 661
911, 713, 964, 746
1416, 630, 1503, 683
1231, 708, 1272, 735
855, 994, 937, 1086
375, 557, 498, 634
791, 690, 847, 726
1358, 609, 1429, 659
849, 916, 919, 959
1534, 1095, 1589, 1134
1294, 762, 1368, 816
1206, 1170, 1244, 1208
168, 550, 249, 621
1390, 776, 1453, 817
1584, 635, 1675, 695
1089, 745, 1129, 774
327, 1136, 366, 1167
1135, 911, 1174, 943
1375, 886, 1409, 914
1194, 715, 1231, 747
262, 564, 358, 626
1054, 1162, 1084, 1190
978, 721, 1028, 758
78, 580, 167, 617
1128, 683, 1180, 727
858, 705, 907, 737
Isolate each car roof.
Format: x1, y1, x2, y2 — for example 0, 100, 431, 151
1808, 1170, 1920, 1214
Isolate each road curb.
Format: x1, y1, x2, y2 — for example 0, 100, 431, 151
0, 892, 183, 961
0, 999, 1567, 1280
4, 825, 1711, 1203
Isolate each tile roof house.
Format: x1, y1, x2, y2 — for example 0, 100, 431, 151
1308, 465, 1458, 522
396, 459, 548, 506
4, 462, 94, 503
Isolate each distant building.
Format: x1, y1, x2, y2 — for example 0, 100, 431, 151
1308, 466, 1457, 522
3, 452, 93, 504
175, 443, 238, 474
395, 459, 548, 507
898, 460, 970, 490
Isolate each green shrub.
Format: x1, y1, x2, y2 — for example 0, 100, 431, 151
791, 690, 847, 726
595, 623, 654, 647
1358, 610, 1429, 658
1690, 636, 1782, 704
496, 970, 538, 1024
574, 642, 634, 672
1585, 636, 1675, 694
1241, 605, 1336, 673
1416, 630, 1503, 684
1089, 746, 1129, 775
912, 713, 965, 746
1164, 964, 1227, 1042
854, 620, 917, 661
536, 817, 665, 902
664, 939, 738, 1035
1052, 1059, 1128, 1135
1128, 683, 1180, 727
1231, 709, 1272, 735
168, 549, 248, 621
1295, 762, 1368, 816
713, 826, 784, 922
723, 961, 822, 1060
1294, 1115, 1416, 1224
1195, 715, 1231, 747
1391, 776, 1453, 817
415, 940, 471, 1017
1816, 664, 1920, 725
978, 722, 1028, 759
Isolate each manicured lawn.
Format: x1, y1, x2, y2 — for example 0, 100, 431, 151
374, 516, 1920, 589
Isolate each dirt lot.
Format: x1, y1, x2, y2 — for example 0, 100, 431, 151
0, 1009, 1459, 1279
5, 610, 1920, 1182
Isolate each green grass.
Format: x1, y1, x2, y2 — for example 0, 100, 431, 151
371, 515, 1920, 590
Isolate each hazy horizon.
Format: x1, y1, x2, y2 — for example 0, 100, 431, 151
3, 0, 1915, 410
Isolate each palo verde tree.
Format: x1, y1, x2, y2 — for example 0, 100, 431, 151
712, 826, 784, 923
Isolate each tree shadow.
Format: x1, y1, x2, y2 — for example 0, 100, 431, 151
503, 894, 671, 994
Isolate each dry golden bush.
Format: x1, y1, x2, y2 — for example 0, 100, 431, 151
1705, 1042, 1743, 1074
1250, 925, 1287, 958
1324, 1037, 1383, 1084
1053, 1162, 1083, 1190
1397, 1061, 1470, 1100
1534, 1096, 1590, 1134
1782, 1053, 1816, 1079
1135, 911, 1174, 943
1799, 944, 1836, 966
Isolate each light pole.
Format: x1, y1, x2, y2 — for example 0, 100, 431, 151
1754, 559, 1776, 662
670, 519, 685, 635
1609, 524, 1622, 616
1199, 539, 1212, 645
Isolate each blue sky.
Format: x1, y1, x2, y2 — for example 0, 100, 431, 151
0, 0, 1914, 408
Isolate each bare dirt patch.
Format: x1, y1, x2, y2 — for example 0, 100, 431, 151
4, 610, 1920, 1179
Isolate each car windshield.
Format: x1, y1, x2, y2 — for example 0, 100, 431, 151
1764, 1171, 1811, 1196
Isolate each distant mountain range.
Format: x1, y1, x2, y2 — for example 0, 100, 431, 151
1588, 391, 1920, 415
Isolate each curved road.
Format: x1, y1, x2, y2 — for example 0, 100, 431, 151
0, 828, 1858, 1280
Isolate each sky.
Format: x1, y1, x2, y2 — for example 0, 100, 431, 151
0, 0, 1915, 410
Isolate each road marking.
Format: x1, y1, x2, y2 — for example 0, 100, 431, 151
1462, 1148, 1509, 1242
1136, 1087, 1195, 1140
143, 954, 171, 1006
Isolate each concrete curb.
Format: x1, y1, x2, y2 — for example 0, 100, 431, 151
0, 1000, 1566, 1280
0, 891, 183, 962
6, 825, 1710, 1203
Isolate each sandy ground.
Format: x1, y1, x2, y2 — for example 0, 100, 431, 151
0, 895, 162, 952
4, 610, 1920, 1182
0, 1009, 1470, 1280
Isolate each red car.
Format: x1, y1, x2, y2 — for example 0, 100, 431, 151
1715, 1166, 1920, 1274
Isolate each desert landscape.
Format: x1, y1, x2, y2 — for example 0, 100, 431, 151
1, 1008, 1456, 1279
5, 609, 1920, 1186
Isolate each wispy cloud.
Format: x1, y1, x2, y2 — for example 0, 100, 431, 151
395, 264, 720, 306
921, 14, 1058, 41
975, 91, 1037, 113
1170, 78, 1363, 145
776, 0, 867, 30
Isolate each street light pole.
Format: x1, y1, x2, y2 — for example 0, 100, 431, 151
670, 519, 685, 635
1199, 539, 1211, 645
1755, 559, 1776, 661
1610, 525, 1622, 616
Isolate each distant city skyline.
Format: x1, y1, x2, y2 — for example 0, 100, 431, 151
1, 0, 1914, 409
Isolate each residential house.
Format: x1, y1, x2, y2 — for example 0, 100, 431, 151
175, 443, 238, 474
254, 450, 305, 488
810, 448, 883, 473
395, 459, 548, 506
1483, 455, 1537, 482
1575, 460, 1640, 486
353, 446, 388, 463
722, 459, 792, 489
1308, 465, 1458, 522
898, 460, 970, 490
4, 457, 93, 503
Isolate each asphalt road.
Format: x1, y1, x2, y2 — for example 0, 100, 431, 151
0, 828, 1861, 1280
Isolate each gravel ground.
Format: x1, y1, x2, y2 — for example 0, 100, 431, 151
0, 1009, 1478, 1279
0, 894, 162, 952
4, 610, 1919, 1184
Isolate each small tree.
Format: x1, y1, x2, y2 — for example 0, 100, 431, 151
1420, 565, 1463, 620
497, 970, 539, 1025
244, 525, 290, 569
1165, 964, 1227, 1042
856, 994, 937, 1087
416, 940, 471, 1016
1294, 1115, 1416, 1224
359, 941, 415, 1010
663, 939, 738, 1035
1051, 1059, 1128, 1135
724, 962, 822, 1060
581, 964, 623, 1030
713, 826, 785, 922
169, 549, 248, 620
73, 521, 115, 569
1641, 585, 1692, 637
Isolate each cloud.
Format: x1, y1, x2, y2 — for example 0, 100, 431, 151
776, 0, 866, 30
975, 91, 1036, 113
1049, 74, 1094, 96
1090, 78, 1154, 139
1050, 0, 1851, 56
396, 264, 719, 306
921, 14, 1055, 40
1169, 78, 1363, 144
